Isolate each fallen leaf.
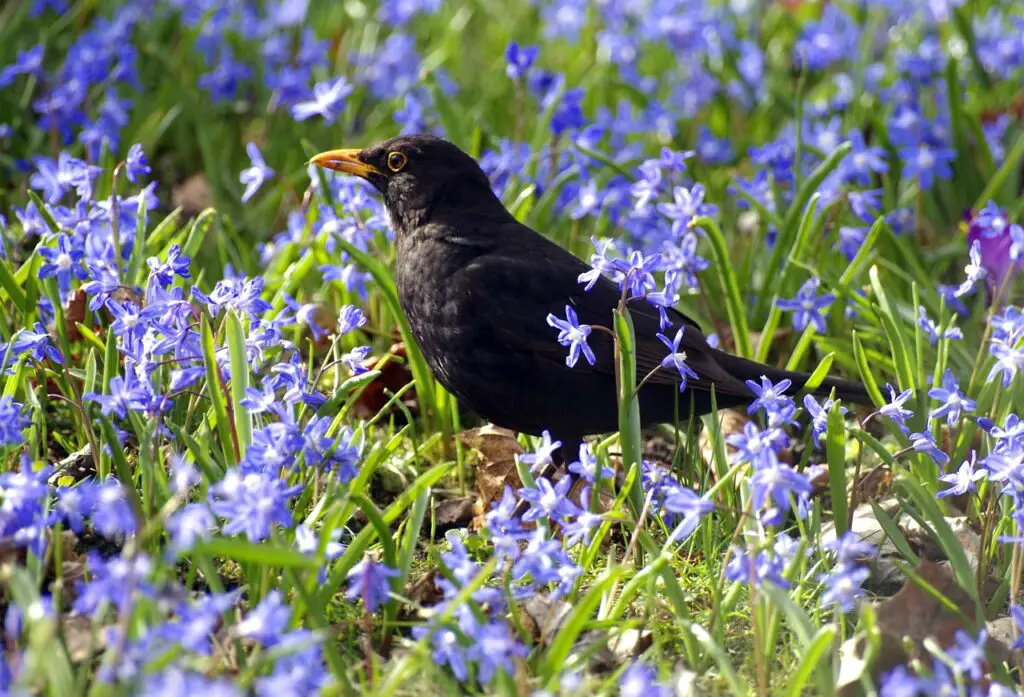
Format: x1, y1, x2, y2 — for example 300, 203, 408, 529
459, 425, 524, 528
838, 560, 1004, 694
432, 497, 475, 536
351, 343, 416, 420
520, 594, 572, 644
63, 288, 88, 342
172, 173, 213, 216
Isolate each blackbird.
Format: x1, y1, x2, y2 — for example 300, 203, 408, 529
312, 134, 871, 459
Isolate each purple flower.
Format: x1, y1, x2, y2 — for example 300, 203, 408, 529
74, 551, 153, 614
803, 394, 840, 449
291, 77, 353, 123
955, 240, 987, 298
345, 558, 399, 612
661, 487, 714, 541
240, 143, 275, 203
989, 341, 1024, 386
750, 462, 812, 516
10, 323, 62, 365
776, 278, 834, 333
546, 305, 596, 368
727, 422, 786, 470
570, 179, 603, 219
656, 328, 699, 391
337, 305, 367, 335
947, 628, 988, 681
567, 442, 613, 482
927, 370, 976, 425
147, 244, 192, 286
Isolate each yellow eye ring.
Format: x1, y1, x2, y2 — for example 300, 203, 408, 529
387, 151, 407, 172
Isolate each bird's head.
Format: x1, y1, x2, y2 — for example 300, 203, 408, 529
311, 134, 506, 234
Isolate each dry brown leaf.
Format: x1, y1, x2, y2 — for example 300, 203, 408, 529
839, 560, 1004, 694
459, 425, 524, 528
172, 173, 213, 216
351, 343, 416, 420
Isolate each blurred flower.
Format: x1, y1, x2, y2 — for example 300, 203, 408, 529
505, 43, 538, 80
124, 143, 150, 183
292, 77, 353, 123
345, 558, 399, 612
240, 143, 275, 203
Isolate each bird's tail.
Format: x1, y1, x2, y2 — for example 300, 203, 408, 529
711, 349, 875, 408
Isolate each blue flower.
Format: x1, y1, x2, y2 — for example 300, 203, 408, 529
567, 442, 613, 482
517, 430, 562, 474
209, 469, 301, 542
927, 370, 976, 425
656, 328, 699, 391
907, 431, 949, 466
656, 184, 715, 235
465, 621, 528, 685
10, 323, 63, 365
727, 422, 787, 470
517, 475, 578, 523
345, 557, 399, 612
291, 77, 353, 123
937, 452, 986, 498
876, 384, 914, 434
167, 503, 215, 555
745, 376, 793, 417
546, 305, 596, 368
918, 306, 963, 345
0, 397, 30, 447
124, 143, 150, 183
236, 590, 293, 645
147, 244, 192, 286
820, 564, 869, 612
570, 179, 603, 219
661, 487, 714, 541
505, 42, 539, 80
775, 278, 834, 333
900, 142, 956, 190
240, 143, 275, 203
620, 661, 673, 697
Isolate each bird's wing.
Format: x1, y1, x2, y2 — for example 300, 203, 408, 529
465, 228, 751, 399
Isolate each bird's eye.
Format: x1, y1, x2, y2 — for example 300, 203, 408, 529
387, 151, 407, 172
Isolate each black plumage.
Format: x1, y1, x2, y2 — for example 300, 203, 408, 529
312, 134, 871, 456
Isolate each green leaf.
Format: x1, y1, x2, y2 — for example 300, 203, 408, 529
225, 310, 252, 454
785, 625, 837, 697
200, 313, 237, 464
826, 402, 849, 536
193, 537, 319, 569
541, 568, 626, 682
693, 216, 752, 358
613, 307, 644, 516
896, 475, 981, 614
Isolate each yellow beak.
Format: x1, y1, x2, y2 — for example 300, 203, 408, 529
310, 148, 384, 178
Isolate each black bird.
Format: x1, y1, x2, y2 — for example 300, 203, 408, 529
312, 135, 871, 459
